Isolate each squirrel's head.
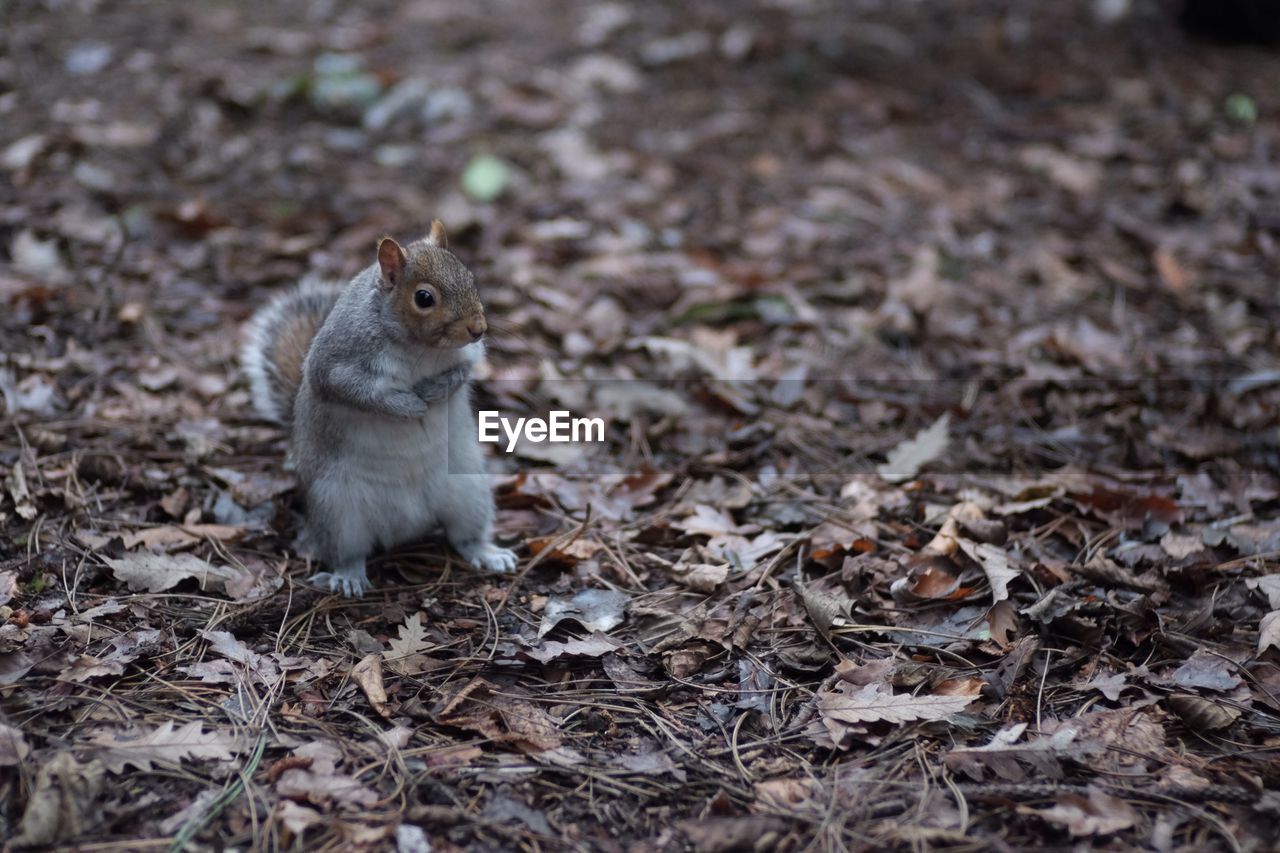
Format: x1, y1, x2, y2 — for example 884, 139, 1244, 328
376, 221, 486, 349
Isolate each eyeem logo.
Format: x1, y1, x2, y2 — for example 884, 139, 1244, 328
478, 410, 606, 452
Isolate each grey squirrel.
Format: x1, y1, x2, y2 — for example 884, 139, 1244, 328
241, 220, 517, 596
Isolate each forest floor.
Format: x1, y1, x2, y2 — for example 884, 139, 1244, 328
3, 0, 1280, 850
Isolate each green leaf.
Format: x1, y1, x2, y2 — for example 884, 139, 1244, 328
1225, 93, 1257, 126
461, 154, 511, 202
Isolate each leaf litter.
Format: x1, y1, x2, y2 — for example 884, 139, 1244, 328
2, 0, 1280, 850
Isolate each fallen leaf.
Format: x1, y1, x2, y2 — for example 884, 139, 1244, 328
0, 570, 16, 606
275, 740, 379, 807
1028, 786, 1137, 836
87, 720, 237, 773
1159, 531, 1203, 560
0, 722, 30, 765
1259, 611, 1280, 655
13, 753, 105, 847
118, 523, 243, 551
945, 723, 1081, 782
891, 554, 963, 601
522, 632, 623, 663
877, 413, 950, 484
667, 559, 730, 593
1171, 650, 1243, 693
103, 552, 279, 600
1086, 673, 1128, 702
817, 681, 975, 726
352, 654, 390, 718
796, 580, 853, 637
955, 538, 1021, 605
434, 677, 563, 751
538, 588, 629, 638
677, 816, 789, 853
58, 654, 127, 683
1165, 694, 1241, 731
934, 676, 985, 696
383, 613, 431, 676
1246, 576, 1280, 610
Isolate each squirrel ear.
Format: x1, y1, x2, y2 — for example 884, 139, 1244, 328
376, 237, 407, 289
427, 219, 448, 249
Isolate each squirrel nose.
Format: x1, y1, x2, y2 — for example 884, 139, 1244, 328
467, 318, 486, 341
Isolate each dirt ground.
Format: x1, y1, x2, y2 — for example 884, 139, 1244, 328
3, 0, 1280, 850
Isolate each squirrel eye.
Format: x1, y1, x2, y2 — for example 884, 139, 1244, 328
414, 289, 434, 309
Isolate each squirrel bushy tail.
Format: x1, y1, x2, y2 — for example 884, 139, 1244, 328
241, 277, 346, 426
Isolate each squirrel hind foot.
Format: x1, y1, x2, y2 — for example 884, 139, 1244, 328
457, 542, 518, 574
307, 563, 372, 598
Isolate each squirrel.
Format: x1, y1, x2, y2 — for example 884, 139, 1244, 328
241, 220, 518, 596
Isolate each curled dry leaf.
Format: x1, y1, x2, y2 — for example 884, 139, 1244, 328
352, 653, 390, 718
954, 538, 1020, 605
0, 569, 17, 606
796, 580, 853, 638
891, 554, 963, 601
1258, 610, 1280, 655
1164, 694, 1241, 732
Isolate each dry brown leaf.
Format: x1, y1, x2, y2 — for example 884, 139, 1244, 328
13, 752, 105, 847
934, 676, 985, 696
434, 677, 563, 751
0, 722, 30, 766
1152, 247, 1190, 296
817, 681, 975, 727
1171, 650, 1242, 693
58, 654, 127, 683
954, 538, 1020, 605
669, 560, 730, 593
987, 600, 1019, 646
1165, 694, 1241, 731
352, 653, 390, 718
877, 413, 950, 484
275, 741, 379, 807
1027, 787, 1137, 836
538, 588, 629, 638
1159, 530, 1203, 560
87, 720, 237, 773
945, 723, 1081, 782
119, 523, 243, 551
796, 581, 853, 637
383, 613, 431, 676
523, 633, 623, 663
103, 552, 238, 595
1259, 610, 1280, 655
0, 569, 16, 606
892, 554, 963, 601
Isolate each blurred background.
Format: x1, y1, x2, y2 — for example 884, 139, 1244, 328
1, 0, 1278, 443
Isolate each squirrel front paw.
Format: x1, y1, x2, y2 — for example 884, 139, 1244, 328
307, 564, 372, 598
457, 542, 518, 574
